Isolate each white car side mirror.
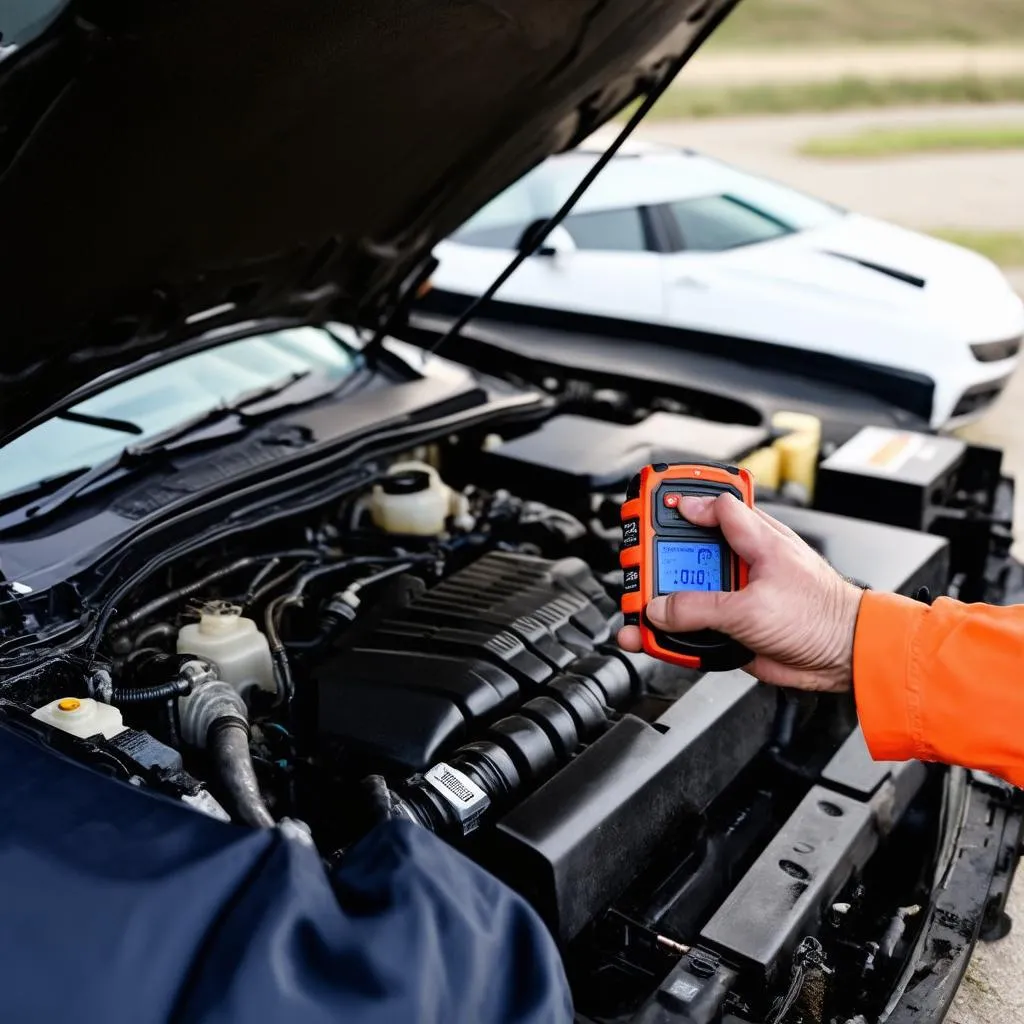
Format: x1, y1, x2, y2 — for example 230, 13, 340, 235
536, 225, 577, 258
517, 220, 577, 259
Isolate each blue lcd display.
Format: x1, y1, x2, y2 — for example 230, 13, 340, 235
657, 541, 723, 593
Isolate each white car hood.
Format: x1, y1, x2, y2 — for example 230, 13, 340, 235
709, 214, 1022, 344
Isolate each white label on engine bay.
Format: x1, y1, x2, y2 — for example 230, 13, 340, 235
424, 762, 491, 835
825, 426, 926, 476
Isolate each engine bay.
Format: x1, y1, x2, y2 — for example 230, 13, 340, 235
0, 404, 1019, 1024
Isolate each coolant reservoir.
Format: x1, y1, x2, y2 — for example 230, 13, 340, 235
177, 602, 275, 695
370, 461, 453, 536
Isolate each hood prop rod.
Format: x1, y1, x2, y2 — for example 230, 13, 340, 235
422, 49, 696, 361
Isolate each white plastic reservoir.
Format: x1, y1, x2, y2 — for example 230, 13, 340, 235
370, 461, 454, 536
32, 697, 126, 740
177, 601, 276, 695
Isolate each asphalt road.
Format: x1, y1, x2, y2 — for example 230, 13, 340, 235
628, 107, 1024, 1023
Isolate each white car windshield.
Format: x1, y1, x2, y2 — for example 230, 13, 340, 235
0, 325, 359, 501
452, 149, 844, 251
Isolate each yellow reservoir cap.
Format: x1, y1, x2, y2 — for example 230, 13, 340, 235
57, 697, 81, 712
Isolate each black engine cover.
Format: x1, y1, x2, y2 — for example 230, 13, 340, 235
314, 551, 622, 771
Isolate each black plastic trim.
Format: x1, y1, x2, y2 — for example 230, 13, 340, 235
884, 772, 1024, 1023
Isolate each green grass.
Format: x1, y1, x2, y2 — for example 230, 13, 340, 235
927, 229, 1024, 267
799, 122, 1024, 158
635, 74, 1024, 120
709, 0, 1024, 48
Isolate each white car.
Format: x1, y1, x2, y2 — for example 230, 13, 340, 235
431, 141, 1024, 429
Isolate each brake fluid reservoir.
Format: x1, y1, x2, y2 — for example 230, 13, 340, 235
370, 461, 452, 536
32, 697, 126, 740
177, 602, 275, 695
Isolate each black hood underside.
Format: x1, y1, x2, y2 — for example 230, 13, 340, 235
0, 0, 737, 441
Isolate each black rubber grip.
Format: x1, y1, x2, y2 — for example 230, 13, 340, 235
643, 611, 753, 673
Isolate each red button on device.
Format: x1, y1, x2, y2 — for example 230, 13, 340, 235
663, 493, 681, 509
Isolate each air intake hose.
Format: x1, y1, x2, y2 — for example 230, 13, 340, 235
379, 648, 650, 838
179, 679, 275, 829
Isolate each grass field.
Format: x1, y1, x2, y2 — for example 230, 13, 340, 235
800, 122, 1024, 157
928, 229, 1024, 267
637, 74, 1024, 120
710, 0, 1024, 48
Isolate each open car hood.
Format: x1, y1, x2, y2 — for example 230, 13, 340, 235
0, 0, 736, 442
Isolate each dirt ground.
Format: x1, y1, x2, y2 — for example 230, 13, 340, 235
635, 103, 1024, 231
684, 44, 1024, 85
631, 107, 1024, 1023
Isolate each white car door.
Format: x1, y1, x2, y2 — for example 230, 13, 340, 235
434, 206, 665, 323
658, 195, 802, 345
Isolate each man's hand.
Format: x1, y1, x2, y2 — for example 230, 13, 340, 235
617, 494, 864, 691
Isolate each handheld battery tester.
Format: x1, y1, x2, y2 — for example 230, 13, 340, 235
620, 463, 754, 672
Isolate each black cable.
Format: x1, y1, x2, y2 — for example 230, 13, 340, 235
164, 698, 181, 748
283, 553, 432, 603
108, 548, 321, 633
244, 562, 309, 610
327, 560, 417, 602
265, 593, 301, 708
77, 468, 376, 666
270, 648, 296, 708
265, 554, 432, 706
423, 54, 695, 359
244, 558, 282, 601
109, 677, 191, 704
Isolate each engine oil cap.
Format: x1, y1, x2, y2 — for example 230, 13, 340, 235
381, 469, 431, 495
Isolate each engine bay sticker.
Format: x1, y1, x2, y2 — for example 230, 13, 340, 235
424, 762, 490, 834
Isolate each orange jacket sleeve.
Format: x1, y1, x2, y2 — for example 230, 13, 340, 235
853, 590, 1024, 789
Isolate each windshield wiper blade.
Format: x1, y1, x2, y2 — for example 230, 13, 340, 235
56, 410, 144, 435
130, 369, 314, 455
13, 371, 314, 526
0, 466, 92, 517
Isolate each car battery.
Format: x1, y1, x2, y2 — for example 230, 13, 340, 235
471, 412, 769, 506
815, 426, 966, 532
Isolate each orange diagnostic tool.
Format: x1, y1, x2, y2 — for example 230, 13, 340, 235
620, 462, 754, 672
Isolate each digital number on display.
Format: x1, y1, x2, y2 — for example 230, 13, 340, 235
657, 541, 722, 593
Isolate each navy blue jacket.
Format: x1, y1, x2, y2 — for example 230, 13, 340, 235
0, 726, 573, 1023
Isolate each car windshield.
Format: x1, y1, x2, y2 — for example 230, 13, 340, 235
451, 148, 844, 248
667, 195, 793, 251
1, 0, 71, 50
0, 325, 359, 500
